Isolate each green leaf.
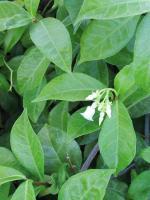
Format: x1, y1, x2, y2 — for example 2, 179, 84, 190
99, 100, 136, 174
58, 169, 114, 200
0, 166, 26, 186
140, 147, 150, 163
38, 125, 82, 173
4, 26, 27, 53
10, 109, 44, 180
80, 16, 139, 62
23, 79, 47, 123
134, 13, 150, 61
11, 180, 36, 200
0, 183, 10, 200
128, 170, 150, 200
67, 107, 100, 140
17, 47, 49, 94
24, 0, 40, 17
75, 0, 150, 25
48, 102, 69, 132
30, 18, 72, 72
0, 1, 32, 31
34, 72, 105, 102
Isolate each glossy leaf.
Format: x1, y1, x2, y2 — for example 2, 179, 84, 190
11, 180, 36, 200
24, 0, 40, 17
99, 100, 136, 174
0, 166, 26, 186
58, 169, 114, 200
140, 147, 150, 163
75, 0, 150, 25
10, 109, 44, 180
38, 125, 82, 173
128, 170, 150, 200
0, 1, 32, 31
17, 47, 49, 94
34, 73, 105, 102
67, 107, 100, 140
80, 16, 139, 62
30, 18, 72, 72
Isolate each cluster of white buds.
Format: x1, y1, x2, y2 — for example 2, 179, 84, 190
81, 89, 117, 126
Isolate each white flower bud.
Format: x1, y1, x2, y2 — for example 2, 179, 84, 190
85, 91, 97, 100
99, 112, 105, 126
81, 106, 95, 121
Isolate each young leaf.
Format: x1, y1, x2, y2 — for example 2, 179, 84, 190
38, 125, 82, 173
30, 18, 72, 72
67, 107, 100, 140
80, 16, 139, 62
17, 47, 49, 94
134, 13, 150, 61
75, 0, 150, 25
48, 102, 69, 132
34, 73, 105, 102
0, 166, 26, 186
99, 100, 136, 174
140, 147, 150, 163
58, 169, 114, 200
10, 109, 44, 180
0, 1, 32, 31
128, 170, 150, 200
24, 0, 40, 17
11, 180, 36, 200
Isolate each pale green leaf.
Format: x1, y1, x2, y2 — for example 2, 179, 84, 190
0, 166, 26, 186
24, 0, 40, 17
17, 47, 49, 94
58, 169, 114, 200
10, 109, 44, 180
99, 100, 136, 174
0, 1, 32, 31
30, 18, 72, 72
128, 170, 150, 200
80, 16, 139, 62
11, 180, 36, 200
75, 0, 150, 25
34, 72, 105, 102
140, 147, 150, 163
38, 125, 82, 173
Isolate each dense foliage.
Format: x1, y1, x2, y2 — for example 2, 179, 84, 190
0, 0, 150, 199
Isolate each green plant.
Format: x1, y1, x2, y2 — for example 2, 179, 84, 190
0, 0, 150, 199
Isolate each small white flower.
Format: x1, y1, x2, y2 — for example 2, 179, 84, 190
99, 112, 105, 126
81, 106, 95, 121
86, 91, 97, 100
106, 101, 112, 118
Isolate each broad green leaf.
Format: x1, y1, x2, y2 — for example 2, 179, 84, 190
104, 180, 128, 200
0, 166, 26, 186
80, 16, 139, 62
134, 13, 150, 61
0, 183, 10, 200
0, 1, 32, 31
0, 73, 10, 91
74, 60, 109, 86
23, 79, 47, 123
140, 147, 150, 163
99, 100, 136, 174
38, 125, 82, 173
30, 18, 72, 72
10, 109, 44, 180
24, 0, 40, 17
11, 180, 36, 200
4, 26, 26, 53
128, 170, 150, 200
48, 102, 69, 132
67, 107, 100, 140
75, 0, 150, 25
34, 73, 105, 102
17, 47, 49, 94
58, 169, 114, 200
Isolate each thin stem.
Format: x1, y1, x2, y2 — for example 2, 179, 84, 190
42, 0, 52, 15
80, 143, 99, 172
3, 58, 13, 92
33, 181, 50, 187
